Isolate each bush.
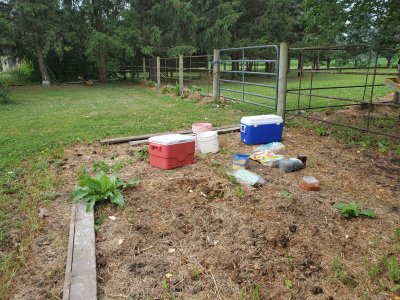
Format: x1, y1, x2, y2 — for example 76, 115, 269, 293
0, 79, 11, 104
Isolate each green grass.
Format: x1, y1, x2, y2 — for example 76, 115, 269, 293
0, 84, 260, 174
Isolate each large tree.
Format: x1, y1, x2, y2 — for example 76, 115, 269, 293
7, 0, 63, 82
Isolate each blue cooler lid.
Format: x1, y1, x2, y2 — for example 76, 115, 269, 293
241, 115, 283, 126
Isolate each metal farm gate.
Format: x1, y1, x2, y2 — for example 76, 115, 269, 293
218, 45, 280, 111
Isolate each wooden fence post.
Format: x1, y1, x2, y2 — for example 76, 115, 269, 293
277, 42, 289, 118
156, 56, 161, 87
179, 54, 184, 95
142, 57, 146, 80
394, 60, 400, 104
212, 49, 220, 100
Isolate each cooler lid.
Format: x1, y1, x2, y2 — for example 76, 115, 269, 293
149, 134, 195, 145
241, 114, 283, 125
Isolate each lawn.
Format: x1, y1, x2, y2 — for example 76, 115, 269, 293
0, 84, 260, 174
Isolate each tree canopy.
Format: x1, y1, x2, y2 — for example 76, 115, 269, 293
0, 0, 398, 82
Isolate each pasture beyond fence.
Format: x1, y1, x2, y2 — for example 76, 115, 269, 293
133, 42, 399, 140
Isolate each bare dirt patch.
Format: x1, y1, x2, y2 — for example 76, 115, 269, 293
9, 128, 400, 299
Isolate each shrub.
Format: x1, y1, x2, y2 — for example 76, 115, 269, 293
0, 79, 11, 104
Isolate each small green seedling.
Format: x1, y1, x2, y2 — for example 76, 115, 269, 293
284, 278, 293, 289
368, 262, 380, 280
239, 284, 260, 300
92, 161, 111, 173
279, 190, 294, 200
382, 256, 400, 284
335, 202, 376, 218
71, 171, 139, 211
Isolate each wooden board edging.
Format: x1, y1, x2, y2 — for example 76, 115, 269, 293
63, 202, 97, 300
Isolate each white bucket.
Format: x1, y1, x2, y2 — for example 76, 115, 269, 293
196, 131, 219, 153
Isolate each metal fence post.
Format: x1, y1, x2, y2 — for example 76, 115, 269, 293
142, 57, 146, 80
277, 42, 289, 118
179, 54, 184, 95
156, 56, 161, 87
212, 49, 220, 100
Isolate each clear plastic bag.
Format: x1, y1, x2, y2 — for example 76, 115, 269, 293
253, 142, 285, 153
228, 170, 266, 186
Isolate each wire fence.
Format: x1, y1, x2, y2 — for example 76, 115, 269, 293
286, 44, 400, 140
135, 55, 212, 95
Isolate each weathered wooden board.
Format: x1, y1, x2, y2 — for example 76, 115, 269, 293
385, 78, 400, 93
102, 124, 240, 145
63, 202, 96, 300
128, 125, 241, 146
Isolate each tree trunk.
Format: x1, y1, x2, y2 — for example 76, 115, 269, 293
35, 44, 50, 82
97, 52, 107, 82
315, 53, 320, 70
386, 57, 392, 68
231, 53, 239, 80
327, 59, 331, 69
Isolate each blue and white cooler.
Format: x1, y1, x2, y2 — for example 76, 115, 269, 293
240, 114, 284, 145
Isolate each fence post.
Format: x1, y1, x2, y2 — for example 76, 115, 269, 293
156, 56, 161, 87
277, 42, 289, 118
142, 57, 146, 80
394, 60, 400, 104
179, 54, 184, 95
212, 49, 220, 100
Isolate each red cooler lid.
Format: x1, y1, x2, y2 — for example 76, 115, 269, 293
149, 134, 195, 145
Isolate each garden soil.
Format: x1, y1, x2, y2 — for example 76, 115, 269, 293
9, 128, 400, 300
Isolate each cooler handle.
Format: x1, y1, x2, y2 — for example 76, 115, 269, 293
150, 144, 161, 151
240, 124, 246, 133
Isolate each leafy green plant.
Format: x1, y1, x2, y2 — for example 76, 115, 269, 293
70, 171, 139, 211
335, 202, 376, 218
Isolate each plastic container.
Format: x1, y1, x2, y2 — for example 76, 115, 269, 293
149, 134, 195, 170
232, 154, 250, 170
196, 131, 219, 153
299, 176, 320, 191
240, 114, 283, 145
192, 123, 213, 150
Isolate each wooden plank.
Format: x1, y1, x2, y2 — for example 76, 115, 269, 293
62, 204, 77, 300
128, 125, 240, 146
102, 124, 239, 145
63, 202, 97, 300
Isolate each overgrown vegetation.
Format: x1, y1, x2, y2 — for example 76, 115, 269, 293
0, 79, 10, 104
71, 171, 139, 211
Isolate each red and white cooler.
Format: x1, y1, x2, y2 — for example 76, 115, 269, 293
148, 134, 195, 170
